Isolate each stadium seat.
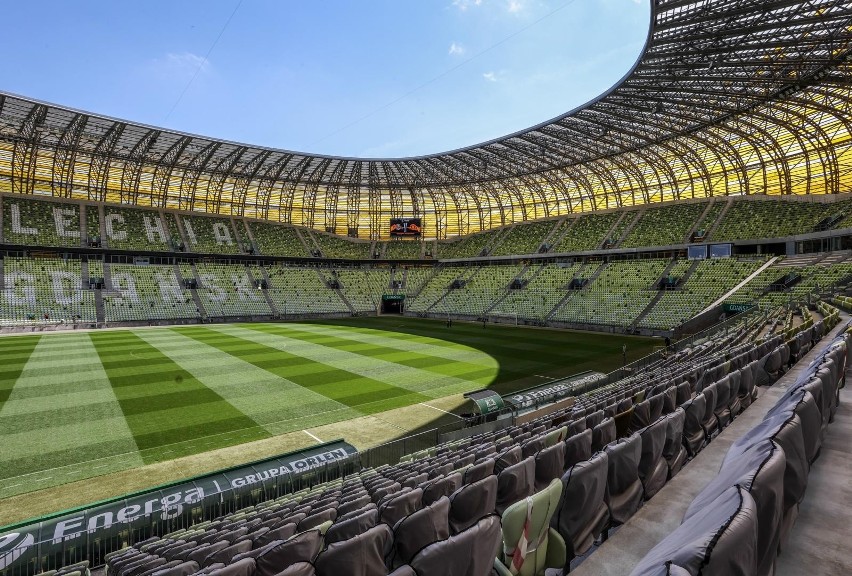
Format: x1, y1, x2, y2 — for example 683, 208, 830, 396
629, 485, 759, 576
494, 478, 566, 576
551, 452, 610, 568
603, 434, 643, 526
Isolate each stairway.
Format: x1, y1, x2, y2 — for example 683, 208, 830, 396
613, 209, 645, 248
482, 225, 514, 256
94, 290, 106, 324
315, 269, 355, 314
426, 266, 482, 313
684, 200, 716, 242
189, 264, 208, 319
245, 266, 279, 315
240, 220, 259, 255
704, 198, 733, 241
630, 258, 682, 329
298, 229, 323, 257
600, 212, 628, 249
408, 265, 443, 298
483, 263, 532, 315
545, 262, 597, 320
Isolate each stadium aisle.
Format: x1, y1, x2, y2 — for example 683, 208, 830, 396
571, 315, 850, 575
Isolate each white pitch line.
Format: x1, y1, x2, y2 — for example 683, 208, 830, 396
420, 402, 457, 416
303, 430, 323, 443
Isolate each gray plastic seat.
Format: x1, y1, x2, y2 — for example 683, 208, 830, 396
591, 417, 616, 453
406, 514, 502, 576
551, 451, 610, 567
314, 524, 393, 576
422, 472, 462, 505
630, 485, 758, 576
564, 428, 592, 468
662, 408, 687, 479
253, 530, 324, 576
603, 434, 643, 526
638, 418, 668, 500
534, 442, 566, 492
379, 487, 423, 527
684, 439, 785, 576
324, 507, 378, 546
448, 474, 498, 534
388, 496, 451, 569
496, 456, 535, 516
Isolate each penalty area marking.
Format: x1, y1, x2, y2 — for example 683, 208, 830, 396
420, 402, 461, 418
303, 430, 323, 443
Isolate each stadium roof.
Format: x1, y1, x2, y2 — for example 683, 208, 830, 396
0, 0, 851, 239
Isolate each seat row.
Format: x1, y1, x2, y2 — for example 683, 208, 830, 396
99, 308, 812, 576
630, 317, 848, 575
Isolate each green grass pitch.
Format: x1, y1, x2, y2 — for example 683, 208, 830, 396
0, 317, 658, 499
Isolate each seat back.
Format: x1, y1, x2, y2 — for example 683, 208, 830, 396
647, 394, 665, 422
463, 458, 495, 484
638, 418, 668, 499
380, 488, 423, 527
681, 393, 707, 456
389, 497, 450, 569
629, 485, 758, 576
496, 456, 535, 516
603, 434, 643, 525
205, 558, 255, 576
591, 417, 616, 452
324, 507, 378, 546
769, 387, 821, 465
422, 472, 462, 505
534, 443, 565, 492
499, 479, 565, 576
494, 445, 522, 474
253, 531, 323, 576
448, 475, 498, 534
628, 400, 651, 434
700, 383, 719, 434
314, 524, 393, 576
662, 408, 687, 478
563, 429, 592, 468
685, 439, 785, 576
724, 411, 808, 511
552, 452, 610, 560
408, 515, 503, 576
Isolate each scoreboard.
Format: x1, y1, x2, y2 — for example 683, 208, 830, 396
389, 218, 422, 237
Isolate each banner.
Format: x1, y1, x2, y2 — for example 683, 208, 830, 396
503, 371, 607, 409
0, 441, 357, 574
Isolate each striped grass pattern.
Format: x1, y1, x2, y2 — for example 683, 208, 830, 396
0, 318, 656, 499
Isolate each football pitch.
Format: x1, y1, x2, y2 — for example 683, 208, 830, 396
0, 317, 657, 513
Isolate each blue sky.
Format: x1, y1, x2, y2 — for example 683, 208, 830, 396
0, 0, 649, 158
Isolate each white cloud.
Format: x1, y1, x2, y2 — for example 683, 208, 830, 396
452, 0, 483, 10
482, 71, 498, 82
148, 51, 212, 82
448, 42, 465, 56
507, 0, 525, 13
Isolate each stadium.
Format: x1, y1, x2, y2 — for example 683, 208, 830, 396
0, 0, 851, 575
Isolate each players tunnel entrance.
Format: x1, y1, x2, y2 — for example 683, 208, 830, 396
381, 294, 405, 314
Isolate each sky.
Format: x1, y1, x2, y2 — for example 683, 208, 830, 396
0, 0, 649, 159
